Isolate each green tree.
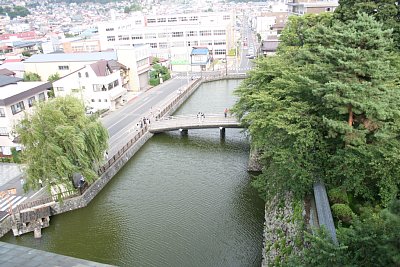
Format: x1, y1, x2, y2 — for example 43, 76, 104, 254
234, 13, 400, 205
16, 96, 109, 193
47, 73, 60, 82
334, 0, 400, 48
23, 72, 41, 81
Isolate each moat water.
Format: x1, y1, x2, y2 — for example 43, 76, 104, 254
1, 79, 265, 267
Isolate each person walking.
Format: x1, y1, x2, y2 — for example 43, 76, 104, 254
224, 108, 228, 118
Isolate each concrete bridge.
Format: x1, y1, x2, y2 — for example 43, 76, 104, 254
149, 114, 242, 136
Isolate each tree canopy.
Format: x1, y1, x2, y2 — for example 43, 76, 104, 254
16, 96, 108, 193
23, 72, 41, 82
234, 13, 400, 206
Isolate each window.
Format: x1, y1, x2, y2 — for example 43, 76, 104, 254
28, 96, 35, 107
168, 17, 177, 22
98, 99, 102, 102
199, 30, 212, 36
105, 28, 114, 31
132, 34, 143, 40
148, 43, 157, 48
172, 41, 184, 47
71, 88, 80, 93
0, 108, 5, 117
186, 31, 197, 37
213, 30, 226, 36
157, 18, 166, 23
144, 33, 157, 39
135, 20, 141, 25
187, 40, 198, 47
326, 7, 331, 11
55, 87, 64, 92
58, 65, 69, 70
93, 84, 101, 92
189, 16, 198, 21
147, 18, 156, 23
107, 36, 115, 42
158, 32, 168, 38
91, 99, 95, 102
137, 58, 148, 67
39, 92, 45, 102
108, 82, 113, 90
118, 35, 130, 41
214, 49, 226, 55
200, 40, 212, 46
11, 101, 25, 115
214, 40, 226, 45
223, 15, 230, 20
78, 72, 81, 78
85, 72, 89, 78
159, 42, 168, 49
172, 32, 183, 37
104, 99, 108, 102
82, 86, 86, 90
0, 127, 8, 136
113, 80, 119, 87
179, 17, 187, 21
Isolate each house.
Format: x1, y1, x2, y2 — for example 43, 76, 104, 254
0, 69, 16, 77
287, 0, 339, 15
261, 40, 280, 56
190, 47, 211, 71
0, 80, 51, 156
0, 62, 25, 78
52, 59, 127, 111
24, 46, 150, 92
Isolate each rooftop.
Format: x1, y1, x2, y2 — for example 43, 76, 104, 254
24, 51, 117, 63
0, 81, 48, 100
0, 75, 22, 87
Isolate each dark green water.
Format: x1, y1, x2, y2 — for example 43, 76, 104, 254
1, 80, 265, 267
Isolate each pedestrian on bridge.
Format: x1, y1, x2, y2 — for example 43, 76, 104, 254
224, 108, 228, 118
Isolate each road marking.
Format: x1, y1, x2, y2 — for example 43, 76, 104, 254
0, 196, 21, 211
30, 187, 45, 199
0, 195, 15, 210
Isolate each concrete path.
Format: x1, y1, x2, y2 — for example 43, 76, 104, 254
0, 241, 114, 266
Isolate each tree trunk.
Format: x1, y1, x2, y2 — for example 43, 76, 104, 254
348, 104, 353, 127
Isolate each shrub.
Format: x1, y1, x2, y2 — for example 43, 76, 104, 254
332, 203, 355, 224
149, 78, 160, 86
328, 187, 349, 204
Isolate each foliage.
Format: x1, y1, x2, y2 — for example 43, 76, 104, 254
334, 0, 400, 49
22, 51, 32, 57
151, 57, 160, 65
124, 3, 142, 13
332, 203, 355, 224
328, 187, 349, 204
227, 48, 236, 56
16, 96, 109, 193
233, 13, 400, 205
23, 72, 41, 82
288, 199, 400, 266
149, 64, 170, 86
11, 148, 21, 164
47, 73, 60, 82
0, 6, 30, 19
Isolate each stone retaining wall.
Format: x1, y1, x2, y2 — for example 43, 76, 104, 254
262, 192, 303, 266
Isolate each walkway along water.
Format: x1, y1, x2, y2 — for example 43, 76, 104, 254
0, 73, 247, 239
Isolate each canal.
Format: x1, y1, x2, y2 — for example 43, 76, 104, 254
1, 79, 265, 267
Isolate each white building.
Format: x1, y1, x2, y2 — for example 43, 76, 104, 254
24, 45, 151, 92
97, 12, 235, 71
52, 59, 127, 112
0, 79, 50, 155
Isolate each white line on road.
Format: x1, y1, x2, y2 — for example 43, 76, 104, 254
30, 187, 45, 199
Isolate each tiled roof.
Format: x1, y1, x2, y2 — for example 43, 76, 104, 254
0, 69, 15, 76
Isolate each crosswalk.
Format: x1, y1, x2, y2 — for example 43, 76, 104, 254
0, 195, 28, 212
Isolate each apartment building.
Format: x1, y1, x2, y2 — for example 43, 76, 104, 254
287, 0, 339, 15
0, 79, 51, 155
62, 38, 101, 53
52, 59, 127, 111
97, 12, 235, 71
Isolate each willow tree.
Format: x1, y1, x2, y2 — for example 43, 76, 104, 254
17, 96, 109, 192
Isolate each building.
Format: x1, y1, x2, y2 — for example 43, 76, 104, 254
97, 12, 235, 71
287, 0, 339, 15
0, 79, 51, 155
190, 47, 211, 71
256, 12, 288, 41
52, 59, 127, 111
62, 38, 101, 53
24, 46, 150, 92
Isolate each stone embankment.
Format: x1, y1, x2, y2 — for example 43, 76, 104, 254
262, 192, 303, 266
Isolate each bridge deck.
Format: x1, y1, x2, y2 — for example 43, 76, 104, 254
149, 114, 241, 133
